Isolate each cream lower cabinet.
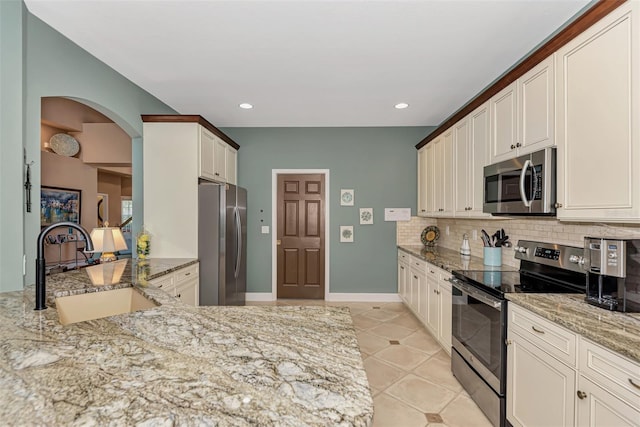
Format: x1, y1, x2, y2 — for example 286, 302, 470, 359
507, 303, 640, 427
149, 263, 200, 307
556, 2, 640, 222
397, 251, 410, 303
437, 274, 452, 354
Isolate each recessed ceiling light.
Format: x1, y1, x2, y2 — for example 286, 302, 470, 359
239, 103, 253, 109
395, 103, 409, 109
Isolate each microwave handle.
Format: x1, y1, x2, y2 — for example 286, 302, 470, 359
519, 159, 533, 207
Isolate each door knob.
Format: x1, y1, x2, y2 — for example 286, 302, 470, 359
276, 239, 282, 246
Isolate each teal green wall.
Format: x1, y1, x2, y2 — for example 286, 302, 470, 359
0, 0, 26, 291
0, 7, 177, 291
221, 127, 433, 294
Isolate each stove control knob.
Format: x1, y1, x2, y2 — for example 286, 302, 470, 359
569, 255, 585, 266
514, 246, 528, 254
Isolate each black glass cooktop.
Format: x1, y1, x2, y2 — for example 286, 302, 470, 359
452, 262, 585, 298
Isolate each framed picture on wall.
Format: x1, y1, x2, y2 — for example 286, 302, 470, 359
340, 189, 354, 206
359, 208, 373, 225
40, 186, 81, 227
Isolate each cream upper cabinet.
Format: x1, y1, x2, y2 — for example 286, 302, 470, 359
213, 136, 227, 182
431, 128, 454, 217
198, 127, 216, 181
556, 2, 640, 222
490, 81, 518, 163
226, 146, 237, 185
454, 101, 491, 218
490, 56, 555, 164
417, 146, 428, 217
425, 140, 437, 215
519, 56, 555, 156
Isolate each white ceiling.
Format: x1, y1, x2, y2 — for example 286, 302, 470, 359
25, 0, 592, 128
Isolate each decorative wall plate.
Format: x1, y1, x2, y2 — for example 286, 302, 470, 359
340, 225, 354, 242
50, 133, 80, 157
421, 225, 440, 246
340, 189, 354, 206
359, 208, 373, 225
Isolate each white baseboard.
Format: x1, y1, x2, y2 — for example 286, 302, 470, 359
245, 292, 276, 302
326, 293, 402, 302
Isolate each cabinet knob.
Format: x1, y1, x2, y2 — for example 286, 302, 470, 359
577, 390, 587, 400
414, 275, 418, 279
176, 294, 182, 298
510, 144, 516, 149
516, 143, 521, 148
505, 339, 512, 346
554, 203, 563, 209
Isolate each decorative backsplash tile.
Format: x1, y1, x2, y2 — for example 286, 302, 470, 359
399, 216, 640, 268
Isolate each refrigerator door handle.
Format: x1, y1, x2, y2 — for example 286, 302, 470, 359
234, 207, 242, 279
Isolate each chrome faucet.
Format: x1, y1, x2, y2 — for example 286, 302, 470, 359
35, 221, 94, 310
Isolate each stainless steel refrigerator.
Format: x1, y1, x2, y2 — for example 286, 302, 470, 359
198, 182, 247, 306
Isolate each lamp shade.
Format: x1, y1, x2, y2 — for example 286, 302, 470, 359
90, 226, 127, 262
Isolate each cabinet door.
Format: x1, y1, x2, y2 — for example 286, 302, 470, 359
577, 375, 640, 427
198, 127, 216, 180
175, 279, 199, 307
417, 147, 428, 216
469, 102, 491, 217
425, 268, 439, 336
519, 55, 554, 155
226, 146, 237, 185
556, 2, 639, 222
438, 275, 452, 354
213, 137, 227, 182
409, 269, 421, 315
441, 129, 454, 216
397, 260, 408, 302
490, 81, 518, 163
453, 118, 470, 217
425, 141, 437, 215
507, 329, 576, 427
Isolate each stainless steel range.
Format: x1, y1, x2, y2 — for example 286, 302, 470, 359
449, 240, 586, 427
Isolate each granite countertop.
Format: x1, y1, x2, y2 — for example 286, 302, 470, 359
0, 259, 373, 426
398, 244, 517, 273
507, 293, 640, 364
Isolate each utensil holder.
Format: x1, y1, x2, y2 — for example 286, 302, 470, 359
483, 247, 502, 266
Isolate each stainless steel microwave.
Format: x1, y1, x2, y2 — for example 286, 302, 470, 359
483, 147, 556, 215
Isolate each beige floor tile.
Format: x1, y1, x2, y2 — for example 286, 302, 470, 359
380, 302, 408, 312
374, 345, 430, 371
360, 309, 402, 322
356, 331, 391, 354
372, 392, 428, 427
440, 394, 492, 427
413, 356, 462, 393
368, 323, 415, 340
386, 374, 457, 413
387, 312, 423, 330
401, 330, 443, 355
351, 314, 382, 330
431, 349, 452, 363
363, 358, 407, 390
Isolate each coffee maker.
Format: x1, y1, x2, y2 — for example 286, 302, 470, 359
584, 237, 640, 312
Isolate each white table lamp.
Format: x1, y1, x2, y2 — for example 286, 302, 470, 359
90, 224, 127, 263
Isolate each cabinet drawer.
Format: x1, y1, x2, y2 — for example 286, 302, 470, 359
410, 256, 428, 272
579, 338, 640, 408
175, 264, 199, 284
398, 250, 410, 264
149, 274, 174, 289
509, 304, 577, 366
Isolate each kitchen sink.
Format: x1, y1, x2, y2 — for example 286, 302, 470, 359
55, 287, 158, 325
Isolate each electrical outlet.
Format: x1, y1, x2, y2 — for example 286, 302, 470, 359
472, 230, 478, 240
445, 226, 450, 236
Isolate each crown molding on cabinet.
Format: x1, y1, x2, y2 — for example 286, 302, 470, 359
415, 0, 627, 150
141, 114, 240, 150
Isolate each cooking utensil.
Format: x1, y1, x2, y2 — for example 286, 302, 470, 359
481, 229, 492, 247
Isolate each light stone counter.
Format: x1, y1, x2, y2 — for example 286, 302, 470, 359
0, 259, 373, 426
398, 245, 518, 273
507, 293, 640, 364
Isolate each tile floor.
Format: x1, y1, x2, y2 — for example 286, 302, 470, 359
248, 299, 493, 427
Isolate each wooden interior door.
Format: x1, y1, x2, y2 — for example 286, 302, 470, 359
277, 174, 325, 299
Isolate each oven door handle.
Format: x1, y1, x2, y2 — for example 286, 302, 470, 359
449, 278, 503, 310
520, 159, 534, 208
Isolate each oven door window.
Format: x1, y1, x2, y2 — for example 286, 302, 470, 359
452, 286, 504, 383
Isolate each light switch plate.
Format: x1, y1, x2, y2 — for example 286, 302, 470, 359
261, 225, 270, 234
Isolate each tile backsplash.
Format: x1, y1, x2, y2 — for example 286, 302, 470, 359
398, 216, 640, 268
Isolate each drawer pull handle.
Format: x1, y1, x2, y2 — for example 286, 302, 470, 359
414, 275, 418, 279
531, 326, 545, 334
576, 390, 587, 400
176, 294, 181, 298
185, 272, 191, 276
629, 378, 640, 390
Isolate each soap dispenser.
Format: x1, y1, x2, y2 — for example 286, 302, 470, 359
460, 233, 471, 256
